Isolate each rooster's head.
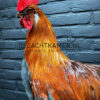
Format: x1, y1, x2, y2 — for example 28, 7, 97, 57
17, 0, 40, 29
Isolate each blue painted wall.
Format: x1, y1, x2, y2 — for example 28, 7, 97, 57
0, 0, 100, 100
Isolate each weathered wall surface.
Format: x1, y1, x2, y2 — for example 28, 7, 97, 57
0, 0, 100, 100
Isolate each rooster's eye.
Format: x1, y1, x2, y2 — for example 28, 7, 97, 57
27, 8, 33, 12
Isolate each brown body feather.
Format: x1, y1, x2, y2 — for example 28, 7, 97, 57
24, 5, 100, 100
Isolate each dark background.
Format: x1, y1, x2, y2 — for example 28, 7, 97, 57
0, 0, 100, 100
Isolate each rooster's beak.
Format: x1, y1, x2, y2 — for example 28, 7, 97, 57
16, 12, 28, 18
16, 12, 24, 18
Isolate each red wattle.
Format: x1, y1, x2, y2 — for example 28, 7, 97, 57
20, 17, 33, 29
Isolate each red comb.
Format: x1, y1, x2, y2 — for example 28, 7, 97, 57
17, 0, 39, 11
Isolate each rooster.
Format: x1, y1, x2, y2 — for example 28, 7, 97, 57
17, 0, 100, 100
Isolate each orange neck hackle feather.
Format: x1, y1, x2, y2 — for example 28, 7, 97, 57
25, 5, 69, 71
25, 5, 100, 100
25, 5, 70, 99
